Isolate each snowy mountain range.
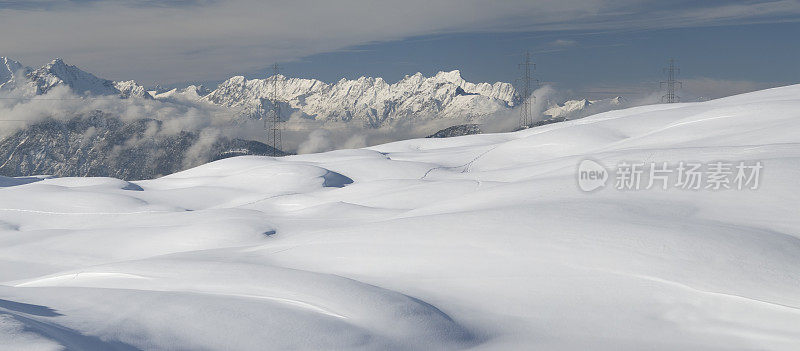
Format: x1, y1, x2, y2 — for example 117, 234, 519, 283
204, 70, 518, 126
1, 56, 622, 126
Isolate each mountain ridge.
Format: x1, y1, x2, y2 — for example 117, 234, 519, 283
0, 56, 523, 126
0, 56, 625, 132
203, 69, 518, 126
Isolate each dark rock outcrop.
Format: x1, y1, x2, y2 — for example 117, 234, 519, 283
0, 111, 285, 180
427, 124, 482, 138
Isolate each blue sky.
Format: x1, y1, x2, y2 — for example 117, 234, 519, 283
1, 0, 799, 100
276, 21, 800, 100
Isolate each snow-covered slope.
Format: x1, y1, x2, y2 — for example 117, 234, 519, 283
204, 70, 517, 126
544, 96, 623, 119
2, 84, 799, 350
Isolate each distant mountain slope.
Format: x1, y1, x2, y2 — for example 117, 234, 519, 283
0, 111, 283, 180
543, 97, 623, 119
0, 57, 28, 90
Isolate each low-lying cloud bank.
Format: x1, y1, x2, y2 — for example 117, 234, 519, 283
0, 81, 655, 159
0, 85, 256, 140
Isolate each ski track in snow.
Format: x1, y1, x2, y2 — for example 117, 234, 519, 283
2, 85, 800, 350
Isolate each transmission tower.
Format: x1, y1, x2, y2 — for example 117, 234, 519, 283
661, 58, 682, 103
265, 63, 282, 156
516, 51, 537, 129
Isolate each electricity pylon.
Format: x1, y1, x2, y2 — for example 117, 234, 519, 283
661, 58, 682, 103
516, 51, 538, 129
265, 63, 282, 156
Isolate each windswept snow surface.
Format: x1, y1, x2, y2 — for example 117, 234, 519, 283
2, 85, 800, 350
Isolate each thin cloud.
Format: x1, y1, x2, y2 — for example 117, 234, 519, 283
576, 78, 787, 101
1, 0, 799, 83
550, 39, 578, 47
0, 0, 215, 10
681, 77, 784, 101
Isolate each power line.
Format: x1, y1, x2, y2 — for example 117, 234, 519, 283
0, 97, 125, 100
661, 58, 682, 103
0, 115, 323, 124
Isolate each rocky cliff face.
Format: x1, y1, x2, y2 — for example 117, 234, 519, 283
427, 124, 482, 138
0, 111, 283, 180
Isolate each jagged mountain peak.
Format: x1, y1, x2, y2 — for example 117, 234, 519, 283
152, 84, 212, 101
226, 75, 247, 84
29, 57, 119, 96
0, 57, 155, 99
46, 57, 66, 67
188, 84, 211, 96
115, 80, 153, 99
399, 72, 426, 84
434, 70, 463, 83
